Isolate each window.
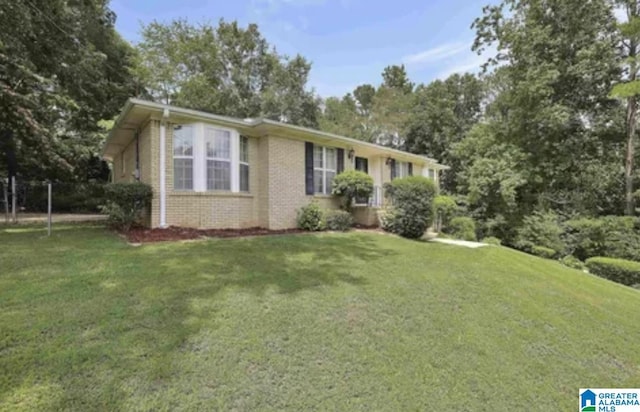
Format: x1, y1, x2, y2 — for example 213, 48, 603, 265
239, 136, 249, 192
173, 126, 194, 190
428, 169, 436, 180
394, 161, 410, 179
313, 145, 337, 195
205, 128, 231, 191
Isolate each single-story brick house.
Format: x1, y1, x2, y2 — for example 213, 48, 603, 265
102, 99, 448, 229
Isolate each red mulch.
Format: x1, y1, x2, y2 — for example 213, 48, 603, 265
125, 226, 305, 243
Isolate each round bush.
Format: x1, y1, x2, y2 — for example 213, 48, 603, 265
449, 216, 477, 241
515, 211, 566, 255
482, 236, 502, 246
325, 210, 353, 231
585, 257, 640, 286
331, 170, 374, 211
296, 202, 325, 231
433, 195, 458, 232
382, 176, 437, 239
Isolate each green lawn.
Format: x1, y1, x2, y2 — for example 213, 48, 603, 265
1, 225, 639, 411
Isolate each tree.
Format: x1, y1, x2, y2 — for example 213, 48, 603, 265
611, 0, 640, 215
381, 65, 413, 94
353, 84, 376, 115
470, 0, 623, 221
136, 19, 320, 127
0, 0, 137, 182
404, 73, 484, 191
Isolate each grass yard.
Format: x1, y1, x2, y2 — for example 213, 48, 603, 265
1, 225, 640, 411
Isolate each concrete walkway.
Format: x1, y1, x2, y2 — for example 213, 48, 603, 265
429, 238, 488, 249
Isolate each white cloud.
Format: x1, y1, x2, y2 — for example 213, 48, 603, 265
435, 45, 497, 79
403, 42, 470, 66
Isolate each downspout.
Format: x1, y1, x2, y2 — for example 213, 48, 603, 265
159, 108, 169, 228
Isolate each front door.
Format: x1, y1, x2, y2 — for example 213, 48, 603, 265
354, 157, 369, 204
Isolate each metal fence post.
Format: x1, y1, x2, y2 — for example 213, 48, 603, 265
47, 182, 52, 236
3, 179, 8, 224
11, 176, 16, 223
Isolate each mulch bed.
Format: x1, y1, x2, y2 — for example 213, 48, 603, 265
125, 226, 305, 243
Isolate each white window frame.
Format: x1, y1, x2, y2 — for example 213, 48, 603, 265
204, 127, 232, 191
239, 136, 249, 192
314, 145, 337, 195
171, 123, 243, 193
173, 125, 195, 191
394, 161, 410, 179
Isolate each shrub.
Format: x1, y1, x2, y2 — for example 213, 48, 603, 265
585, 257, 640, 286
531, 245, 557, 259
101, 182, 152, 231
515, 211, 565, 255
565, 216, 640, 262
297, 202, 325, 231
482, 236, 502, 246
325, 210, 353, 231
382, 176, 437, 239
560, 255, 585, 270
433, 195, 458, 232
449, 216, 477, 241
331, 170, 374, 211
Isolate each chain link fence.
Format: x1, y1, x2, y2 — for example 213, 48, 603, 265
1, 178, 108, 231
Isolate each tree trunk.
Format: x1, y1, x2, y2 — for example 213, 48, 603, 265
625, 97, 637, 216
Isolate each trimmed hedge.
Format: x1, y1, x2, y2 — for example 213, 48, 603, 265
449, 217, 477, 241
325, 210, 353, 231
560, 255, 585, 270
531, 245, 557, 259
585, 257, 640, 286
297, 202, 325, 231
382, 176, 437, 239
101, 182, 152, 231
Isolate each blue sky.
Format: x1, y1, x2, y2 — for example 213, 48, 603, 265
111, 0, 496, 97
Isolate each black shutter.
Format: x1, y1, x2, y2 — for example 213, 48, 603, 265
305, 142, 314, 195
408, 162, 413, 176
390, 159, 396, 180
337, 148, 344, 173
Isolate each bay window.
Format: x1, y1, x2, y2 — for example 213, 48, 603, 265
173, 125, 194, 190
205, 128, 231, 191
314, 145, 337, 195
239, 136, 249, 192
172, 123, 249, 193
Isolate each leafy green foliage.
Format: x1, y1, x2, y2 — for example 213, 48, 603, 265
101, 183, 153, 231
0, 0, 136, 181
449, 217, 477, 241
482, 236, 502, 246
136, 19, 319, 127
586, 257, 640, 286
560, 255, 585, 271
565, 216, 640, 262
325, 210, 353, 232
515, 211, 566, 255
433, 195, 458, 232
531, 245, 557, 260
331, 170, 374, 211
296, 202, 325, 231
382, 176, 437, 239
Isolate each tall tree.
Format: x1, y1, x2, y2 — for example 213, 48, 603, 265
470, 0, 623, 219
404, 73, 484, 191
136, 19, 320, 127
611, 0, 640, 215
0, 0, 136, 181
381, 65, 414, 94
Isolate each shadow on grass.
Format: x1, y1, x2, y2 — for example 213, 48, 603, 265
0, 231, 395, 410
